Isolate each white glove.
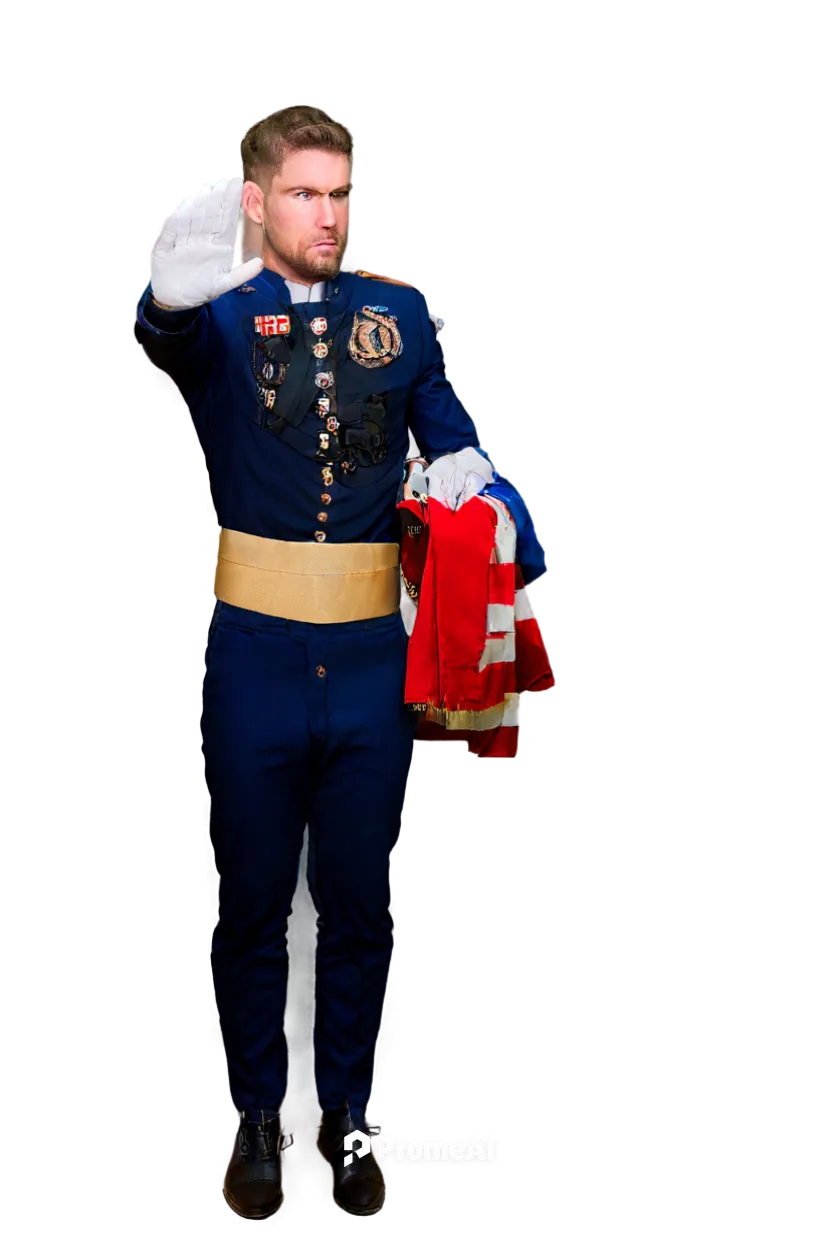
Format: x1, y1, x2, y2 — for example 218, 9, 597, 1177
149, 177, 264, 309
424, 447, 495, 511
403, 457, 430, 500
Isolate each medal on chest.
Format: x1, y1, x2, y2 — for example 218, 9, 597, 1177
347, 307, 403, 368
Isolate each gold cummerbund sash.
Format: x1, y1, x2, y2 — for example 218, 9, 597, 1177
213, 528, 402, 623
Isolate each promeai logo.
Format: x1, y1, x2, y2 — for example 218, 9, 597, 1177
343, 1130, 371, 1168
340, 1128, 493, 1163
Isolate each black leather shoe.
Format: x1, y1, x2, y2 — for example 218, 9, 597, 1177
223, 1109, 292, 1219
317, 1103, 384, 1216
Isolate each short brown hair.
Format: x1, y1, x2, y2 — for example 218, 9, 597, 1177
241, 106, 353, 193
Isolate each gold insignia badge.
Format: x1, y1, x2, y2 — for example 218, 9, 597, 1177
348, 307, 403, 369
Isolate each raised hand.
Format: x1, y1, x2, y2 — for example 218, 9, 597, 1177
150, 177, 263, 309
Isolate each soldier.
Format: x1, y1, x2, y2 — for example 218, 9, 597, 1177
134, 105, 545, 1219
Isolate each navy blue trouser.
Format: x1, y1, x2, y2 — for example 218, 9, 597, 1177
200, 598, 417, 1121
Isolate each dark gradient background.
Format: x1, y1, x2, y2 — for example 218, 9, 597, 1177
1, 2, 836, 1254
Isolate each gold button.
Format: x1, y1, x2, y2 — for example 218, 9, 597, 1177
321, 493, 331, 504
317, 511, 328, 522
315, 530, 326, 542
316, 664, 326, 677
322, 467, 333, 485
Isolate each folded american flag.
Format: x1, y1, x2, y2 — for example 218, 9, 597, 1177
396, 488, 554, 757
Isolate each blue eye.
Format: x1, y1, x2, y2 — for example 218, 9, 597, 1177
293, 190, 348, 201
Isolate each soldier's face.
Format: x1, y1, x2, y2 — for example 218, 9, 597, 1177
258, 149, 351, 283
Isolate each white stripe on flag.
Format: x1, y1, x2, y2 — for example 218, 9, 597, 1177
478, 633, 516, 671
500, 693, 520, 726
487, 601, 515, 633
480, 494, 518, 565
514, 587, 533, 621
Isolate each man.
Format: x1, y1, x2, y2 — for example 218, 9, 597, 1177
134, 105, 545, 1219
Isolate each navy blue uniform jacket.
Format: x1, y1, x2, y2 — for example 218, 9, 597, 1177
134, 267, 546, 584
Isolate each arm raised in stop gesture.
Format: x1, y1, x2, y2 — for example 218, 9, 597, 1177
150, 177, 263, 310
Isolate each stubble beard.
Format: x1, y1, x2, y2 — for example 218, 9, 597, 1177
264, 222, 347, 283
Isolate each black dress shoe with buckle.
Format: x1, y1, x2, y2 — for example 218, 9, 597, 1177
223, 1109, 293, 1219
317, 1103, 384, 1216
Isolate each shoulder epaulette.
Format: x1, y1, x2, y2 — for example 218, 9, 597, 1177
354, 269, 414, 288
